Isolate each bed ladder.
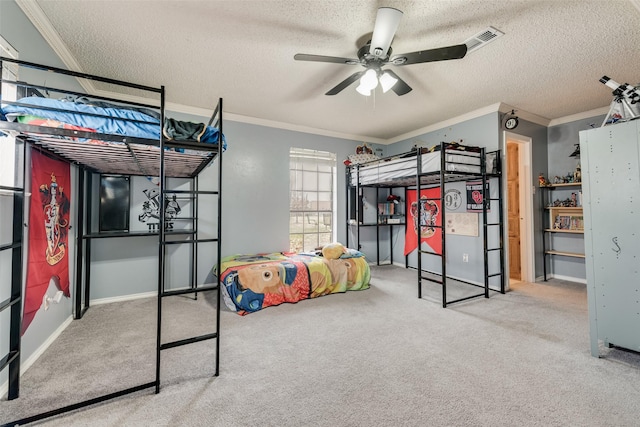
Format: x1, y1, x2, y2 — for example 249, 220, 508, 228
483, 153, 506, 294
155, 99, 223, 393
0, 140, 25, 401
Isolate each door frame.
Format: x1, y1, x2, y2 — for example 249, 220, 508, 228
503, 131, 535, 283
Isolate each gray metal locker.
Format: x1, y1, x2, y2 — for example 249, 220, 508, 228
580, 119, 640, 357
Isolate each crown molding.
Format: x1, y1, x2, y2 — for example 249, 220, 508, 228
16, 0, 96, 94
221, 111, 386, 144
548, 106, 608, 127
498, 103, 551, 127
386, 103, 503, 144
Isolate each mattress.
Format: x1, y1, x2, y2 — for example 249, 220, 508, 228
350, 149, 497, 186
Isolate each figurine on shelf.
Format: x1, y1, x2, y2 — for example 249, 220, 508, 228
538, 173, 549, 187
570, 192, 577, 207
574, 164, 582, 183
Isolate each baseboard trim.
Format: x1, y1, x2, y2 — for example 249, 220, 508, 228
1, 315, 73, 398
541, 274, 587, 284
90, 291, 156, 306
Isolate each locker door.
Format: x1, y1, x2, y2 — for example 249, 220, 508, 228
581, 120, 640, 352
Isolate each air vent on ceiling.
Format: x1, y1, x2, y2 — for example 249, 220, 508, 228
464, 26, 504, 53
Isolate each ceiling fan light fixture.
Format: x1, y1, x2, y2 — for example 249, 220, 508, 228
360, 69, 379, 90
356, 83, 372, 96
379, 71, 398, 93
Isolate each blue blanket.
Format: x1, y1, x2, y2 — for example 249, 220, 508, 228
1, 97, 225, 148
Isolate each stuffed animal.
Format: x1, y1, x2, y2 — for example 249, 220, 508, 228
322, 242, 347, 259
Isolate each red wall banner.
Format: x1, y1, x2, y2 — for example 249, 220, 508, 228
22, 150, 71, 335
404, 188, 442, 256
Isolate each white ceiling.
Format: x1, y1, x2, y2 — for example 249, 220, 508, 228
17, 0, 640, 143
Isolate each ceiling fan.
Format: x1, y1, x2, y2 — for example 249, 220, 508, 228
294, 7, 467, 96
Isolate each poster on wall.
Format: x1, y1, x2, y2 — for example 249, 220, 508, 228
23, 150, 71, 335
404, 188, 442, 256
445, 212, 479, 236
466, 181, 491, 212
129, 176, 189, 233
444, 188, 463, 211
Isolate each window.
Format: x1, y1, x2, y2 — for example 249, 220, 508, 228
289, 148, 336, 252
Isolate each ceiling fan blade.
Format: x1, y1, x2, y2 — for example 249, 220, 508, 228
384, 70, 412, 96
294, 53, 359, 65
325, 71, 365, 95
369, 7, 403, 59
391, 44, 467, 66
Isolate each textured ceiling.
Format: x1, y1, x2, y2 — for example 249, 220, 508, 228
18, 0, 640, 142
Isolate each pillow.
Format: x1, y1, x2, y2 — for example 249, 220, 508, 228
322, 242, 347, 259
340, 248, 365, 259
348, 153, 379, 164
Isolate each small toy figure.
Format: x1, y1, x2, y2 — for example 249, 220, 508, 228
574, 164, 581, 182
539, 173, 548, 187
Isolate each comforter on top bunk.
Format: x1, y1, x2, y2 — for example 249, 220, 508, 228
350, 144, 497, 186
218, 251, 370, 315
0, 96, 225, 148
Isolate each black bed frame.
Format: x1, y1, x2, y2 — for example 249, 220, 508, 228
0, 57, 223, 426
346, 142, 506, 307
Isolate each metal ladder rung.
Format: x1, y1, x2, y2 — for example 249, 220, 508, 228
162, 238, 218, 246
164, 189, 219, 195
160, 332, 218, 351
0, 242, 21, 251
0, 296, 20, 313
0, 350, 19, 371
447, 293, 486, 305
420, 277, 443, 284
0, 185, 23, 192
487, 248, 501, 252
161, 284, 218, 297
418, 249, 441, 256
487, 273, 502, 278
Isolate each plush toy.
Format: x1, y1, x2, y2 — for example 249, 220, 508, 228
322, 242, 347, 259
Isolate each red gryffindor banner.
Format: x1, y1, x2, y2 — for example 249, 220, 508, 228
22, 150, 71, 335
404, 188, 442, 256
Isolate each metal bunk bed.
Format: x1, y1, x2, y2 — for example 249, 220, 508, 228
0, 57, 223, 425
346, 141, 505, 307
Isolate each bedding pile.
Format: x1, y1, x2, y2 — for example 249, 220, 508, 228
217, 250, 370, 315
1, 96, 225, 149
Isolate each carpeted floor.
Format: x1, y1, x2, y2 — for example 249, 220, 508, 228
2, 265, 640, 426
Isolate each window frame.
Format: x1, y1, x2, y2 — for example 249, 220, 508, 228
289, 148, 337, 252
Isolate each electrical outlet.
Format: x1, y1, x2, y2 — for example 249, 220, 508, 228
463, 253, 469, 262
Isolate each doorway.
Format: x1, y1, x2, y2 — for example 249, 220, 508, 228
504, 132, 534, 284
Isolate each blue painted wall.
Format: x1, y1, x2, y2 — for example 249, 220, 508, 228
546, 115, 605, 282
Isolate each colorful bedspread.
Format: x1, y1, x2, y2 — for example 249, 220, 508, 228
218, 251, 370, 315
